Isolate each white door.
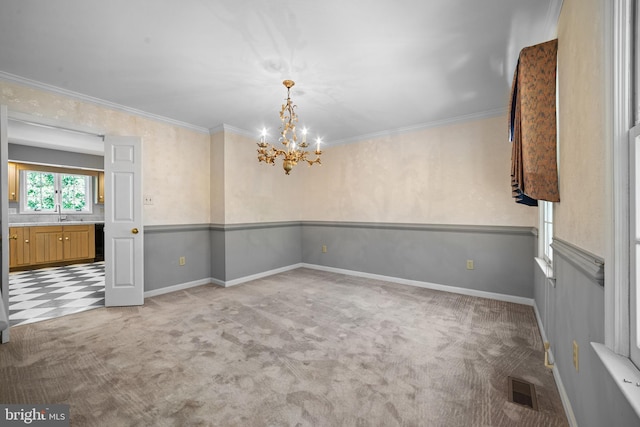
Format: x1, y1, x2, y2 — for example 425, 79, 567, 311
0, 105, 9, 342
104, 136, 143, 306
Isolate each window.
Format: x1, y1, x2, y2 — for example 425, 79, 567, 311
540, 200, 553, 264
628, 0, 640, 368
607, 0, 639, 367
21, 170, 92, 214
631, 125, 640, 365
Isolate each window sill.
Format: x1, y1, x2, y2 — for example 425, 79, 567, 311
535, 257, 555, 286
591, 342, 640, 418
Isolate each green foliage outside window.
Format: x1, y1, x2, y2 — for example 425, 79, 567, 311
61, 174, 87, 211
25, 171, 89, 212
26, 172, 55, 211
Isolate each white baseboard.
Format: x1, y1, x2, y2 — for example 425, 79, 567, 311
148, 264, 304, 295
532, 302, 549, 344
144, 278, 213, 298
223, 263, 304, 287
147, 263, 536, 308
532, 301, 578, 427
301, 263, 535, 306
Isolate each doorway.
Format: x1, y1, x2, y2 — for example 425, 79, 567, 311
2, 112, 145, 338
7, 151, 106, 326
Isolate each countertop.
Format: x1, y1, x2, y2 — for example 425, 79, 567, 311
9, 221, 105, 227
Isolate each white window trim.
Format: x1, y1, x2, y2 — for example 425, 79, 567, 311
19, 170, 93, 215
595, 0, 640, 418
605, 0, 633, 358
536, 201, 554, 281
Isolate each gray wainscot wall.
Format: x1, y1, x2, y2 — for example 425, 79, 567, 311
145, 221, 535, 298
211, 222, 302, 285
301, 221, 535, 299
143, 224, 212, 293
534, 238, 639, 426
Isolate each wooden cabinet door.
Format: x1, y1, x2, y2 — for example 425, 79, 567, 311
96, 172, 105, 204
9, 227, 18, 268
30, 226, 64, 264
8, 162, 18, 202
63, 225, 95, 261
9, 227, 30, 268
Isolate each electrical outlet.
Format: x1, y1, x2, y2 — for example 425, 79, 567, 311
573, 340, 579, 371
466, 260, 474, 270
179, 256, 186, 266
322, 245, 327, 253
144, 195, 154, 205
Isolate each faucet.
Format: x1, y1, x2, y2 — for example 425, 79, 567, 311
55, 203, 67, 222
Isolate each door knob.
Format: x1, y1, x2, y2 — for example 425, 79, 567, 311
131, 228, 139, 234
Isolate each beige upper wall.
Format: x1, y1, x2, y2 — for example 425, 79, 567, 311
1, 82, 537, 229
0, 81, 211, 226
299, 115, 536, 226
210, 131, 225, 224
554, 0, 606, 256
222, 131, 303, 224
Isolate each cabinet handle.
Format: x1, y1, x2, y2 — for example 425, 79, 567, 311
9, 235, 17, 240
25, 240, 29, 243
58, 237, 63, 241
65, 237, 70, 240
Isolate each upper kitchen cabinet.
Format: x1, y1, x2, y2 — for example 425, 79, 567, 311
8, 161, 18, 202
95, 172, 104, 204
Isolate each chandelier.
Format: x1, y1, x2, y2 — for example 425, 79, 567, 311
257, 80, 322, 175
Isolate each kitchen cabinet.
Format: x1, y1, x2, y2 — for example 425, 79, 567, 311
95, 172, 104, 204
8, 224, 97, 270
30, 226, 64, 265
8, 162, 18, 202
63, 225, 95, 261
9, 226, 30, 268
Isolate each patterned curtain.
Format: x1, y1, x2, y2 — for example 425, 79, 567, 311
509, 39, 559, 205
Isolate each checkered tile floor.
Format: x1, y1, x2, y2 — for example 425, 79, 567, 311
9, 262, 105, 327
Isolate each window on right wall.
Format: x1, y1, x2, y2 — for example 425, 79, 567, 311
610, 0, 640, 369
540, 200, 553, 264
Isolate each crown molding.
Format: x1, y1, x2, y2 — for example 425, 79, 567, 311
0, 70, 508, 144
0, 71, 210, 135
327, 107, 507, 146
211, 107, 507, 147
209, 123, 256, 139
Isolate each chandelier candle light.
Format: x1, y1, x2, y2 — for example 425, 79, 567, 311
257, 80, 322, 175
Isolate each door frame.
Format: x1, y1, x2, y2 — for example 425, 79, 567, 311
1, 105, 9, 343
0, 109, 144, 340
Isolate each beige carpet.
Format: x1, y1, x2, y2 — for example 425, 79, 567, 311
0, 268, 567, 426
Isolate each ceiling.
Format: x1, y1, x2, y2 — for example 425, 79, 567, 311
0, 0, 560, 144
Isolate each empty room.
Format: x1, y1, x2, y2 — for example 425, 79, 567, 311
0, 0, 639, 426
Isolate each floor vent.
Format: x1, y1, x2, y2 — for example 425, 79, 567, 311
508, 376, 539, 410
